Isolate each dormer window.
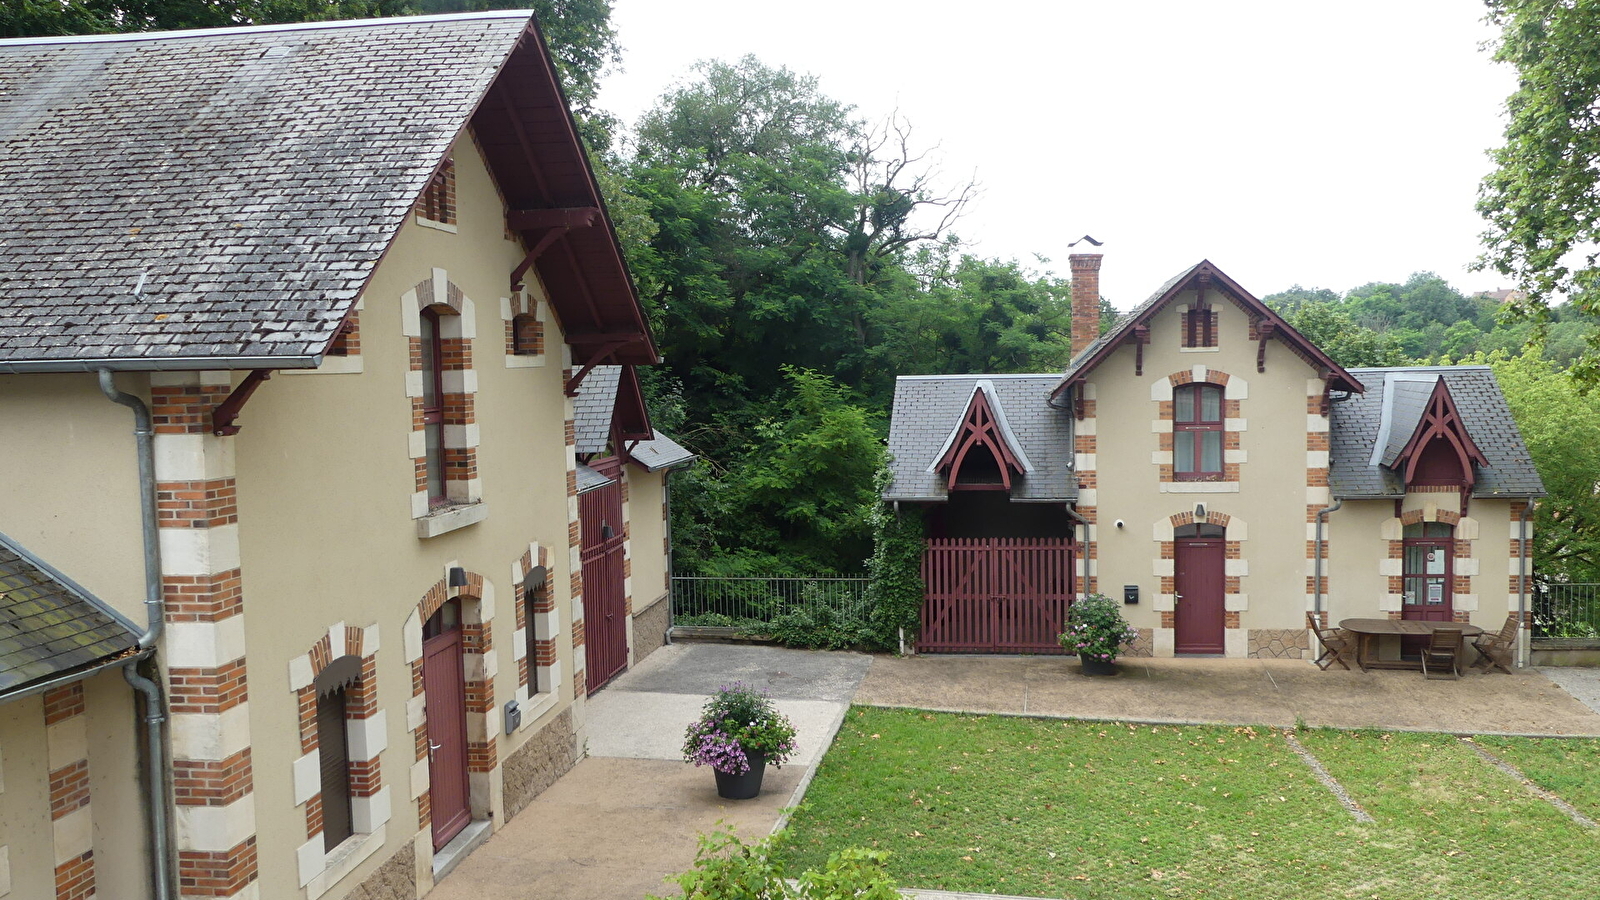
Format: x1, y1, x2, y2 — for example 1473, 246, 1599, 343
1379, 375, 1488, 490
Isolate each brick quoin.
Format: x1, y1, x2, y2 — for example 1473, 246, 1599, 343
48, 759, 91, 819
176, 837, 258, 897
42, 681, 85, 723
172, 749, 253, 806
54, 852, 95, 900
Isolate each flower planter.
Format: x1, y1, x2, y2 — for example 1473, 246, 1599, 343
1079, 653, 1117, 676
713, 750, 767, 800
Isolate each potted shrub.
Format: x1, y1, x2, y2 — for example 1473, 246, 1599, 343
682, 682, 798, 799
1060, 593, 1138, 675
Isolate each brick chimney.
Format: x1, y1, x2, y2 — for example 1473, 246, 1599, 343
1069, 236, 1103, 357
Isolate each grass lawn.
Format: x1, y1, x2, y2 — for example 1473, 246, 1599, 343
778, 707, 1600, 899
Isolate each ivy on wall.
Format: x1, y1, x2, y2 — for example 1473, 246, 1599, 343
865, 469, 925, 652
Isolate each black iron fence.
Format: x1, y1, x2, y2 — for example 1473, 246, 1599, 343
670, 575, 871, 628
1533, 583, 1600, 640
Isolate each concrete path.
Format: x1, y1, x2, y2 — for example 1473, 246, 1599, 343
424, 644, 872, 900
1538, 666, 1600, 717
857, 655, 1600, 736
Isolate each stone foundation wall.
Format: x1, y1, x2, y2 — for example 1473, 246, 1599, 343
502, 707, 578, 818
1249, 628, 1310, 659
1124, 628, 1155, 658
632, 592, 671, 665
345, 840, 414, 900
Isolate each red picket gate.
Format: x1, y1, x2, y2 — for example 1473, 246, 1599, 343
919, 538, 1075, 653
580, 459, 629, 693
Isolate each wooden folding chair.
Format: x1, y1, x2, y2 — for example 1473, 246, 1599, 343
1420, 627, 1463, 680
1307, 612, 1354, 671
1472, 614, 1519, 674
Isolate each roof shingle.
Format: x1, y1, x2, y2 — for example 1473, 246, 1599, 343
0, 531, 140, 695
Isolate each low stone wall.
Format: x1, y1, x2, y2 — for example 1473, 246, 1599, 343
632, 592, 671, 664
346, 840, 414, 900
1531, 639, 1600, 667
501, 707, 578, 818
1124, 628, 1155, 658
1249, 628, 1310, 659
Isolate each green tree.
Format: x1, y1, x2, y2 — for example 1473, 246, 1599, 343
1478, 0, 1600, 382
1281, 303, 1407, 368
1487, 348, 1600, 583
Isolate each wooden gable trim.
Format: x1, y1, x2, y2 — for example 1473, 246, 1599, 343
611, 363, 655, 447
937, 388, 1026, 492
1396, 378, 1489, 488
1052, 260, 1364, 399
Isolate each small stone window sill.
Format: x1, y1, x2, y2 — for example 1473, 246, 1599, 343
417, 501, 488, 538
1159, 482, 1240, 493
415, 216, 458, 233
1179, 345, 1221, 353
302, 823, 386, 899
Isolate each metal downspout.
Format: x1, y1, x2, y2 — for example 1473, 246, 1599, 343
99, 370, 173, 900
1519, 501, 1533, 668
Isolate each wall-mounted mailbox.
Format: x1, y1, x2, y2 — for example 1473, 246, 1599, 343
1123, 584, 1139, 605
504, 699, 522, 735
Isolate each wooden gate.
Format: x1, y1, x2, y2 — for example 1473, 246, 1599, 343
580, 460, 629, 693
919, 538, 1075, 653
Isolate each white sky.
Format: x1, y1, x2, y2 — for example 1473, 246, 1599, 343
596, 0, 1516, 311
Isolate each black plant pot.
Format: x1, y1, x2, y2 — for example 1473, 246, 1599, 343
1079, 653, 1117, 676
713, 749, 767, 800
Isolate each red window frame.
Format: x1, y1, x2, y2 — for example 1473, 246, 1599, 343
1173, 383, 1224, 479
1402, 522, 1454, 612
1183, 307, 1217, 348
420, 308, 446, 504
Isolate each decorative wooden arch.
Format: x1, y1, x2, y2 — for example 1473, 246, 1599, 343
1395, 379, 1488, 488
936, 385, 1028, 491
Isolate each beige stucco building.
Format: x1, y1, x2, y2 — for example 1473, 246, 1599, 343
885, 251, 1544, 663
0, 12, 687, 900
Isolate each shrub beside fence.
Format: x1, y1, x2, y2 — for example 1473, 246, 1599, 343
671, 575, 870, 629
1534, 583, 1600, 641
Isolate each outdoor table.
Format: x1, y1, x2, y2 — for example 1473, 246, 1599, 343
1338, 618, 1485, 672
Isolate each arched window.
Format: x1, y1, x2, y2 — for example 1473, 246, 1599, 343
1174, 383, 1223, 479
420, 308, 446, 504
314, 655, 362, 851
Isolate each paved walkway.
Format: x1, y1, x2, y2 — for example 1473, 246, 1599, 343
857, 655, 1600, 736
425, 644, 871, 900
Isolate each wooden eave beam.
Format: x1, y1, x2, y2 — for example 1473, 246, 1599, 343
507, 207, 601, 230
497, 85, 555, 206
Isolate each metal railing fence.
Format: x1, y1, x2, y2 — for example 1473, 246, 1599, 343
1533, 583, 1600, 640
670, 575, 871, 628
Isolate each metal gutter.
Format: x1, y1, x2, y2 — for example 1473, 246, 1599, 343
1519, 501, 1533, 668
0, 355, 319, 375
98, 370, 174, 900
0, 647, 152, 706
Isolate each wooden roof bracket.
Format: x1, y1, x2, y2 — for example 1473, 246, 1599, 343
211, 369, 272, 436
1129, 324, 1150, 376
510, 227, 569, 291
1256, 319, 1277, 373
564, 341, 628, 396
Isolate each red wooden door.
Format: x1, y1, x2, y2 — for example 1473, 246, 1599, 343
919, 538, 1074, 653
423, 627, 471, 850
1402, 534, 1454, 622
1174, 536, 1225, 654
580, 461, 628, 693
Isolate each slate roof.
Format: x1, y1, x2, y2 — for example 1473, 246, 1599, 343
885, 374, 1077, 503
574, 463, 614, 494
1330, 366, 1545, 499
573, 365, 622, 455
629, 430, 696, 472
0, 12, 656, 372
0, 530, 140, 697
573, 365, 695, 470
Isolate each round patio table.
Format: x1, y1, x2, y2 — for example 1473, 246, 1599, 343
1338, 618, 1484, 672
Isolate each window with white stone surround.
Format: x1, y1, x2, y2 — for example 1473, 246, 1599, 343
289, 623, 390, 900
512, 543, 561, 723
403, 269, 486, 537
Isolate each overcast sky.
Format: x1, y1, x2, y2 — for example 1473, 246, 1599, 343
595, 1, 1515, 310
